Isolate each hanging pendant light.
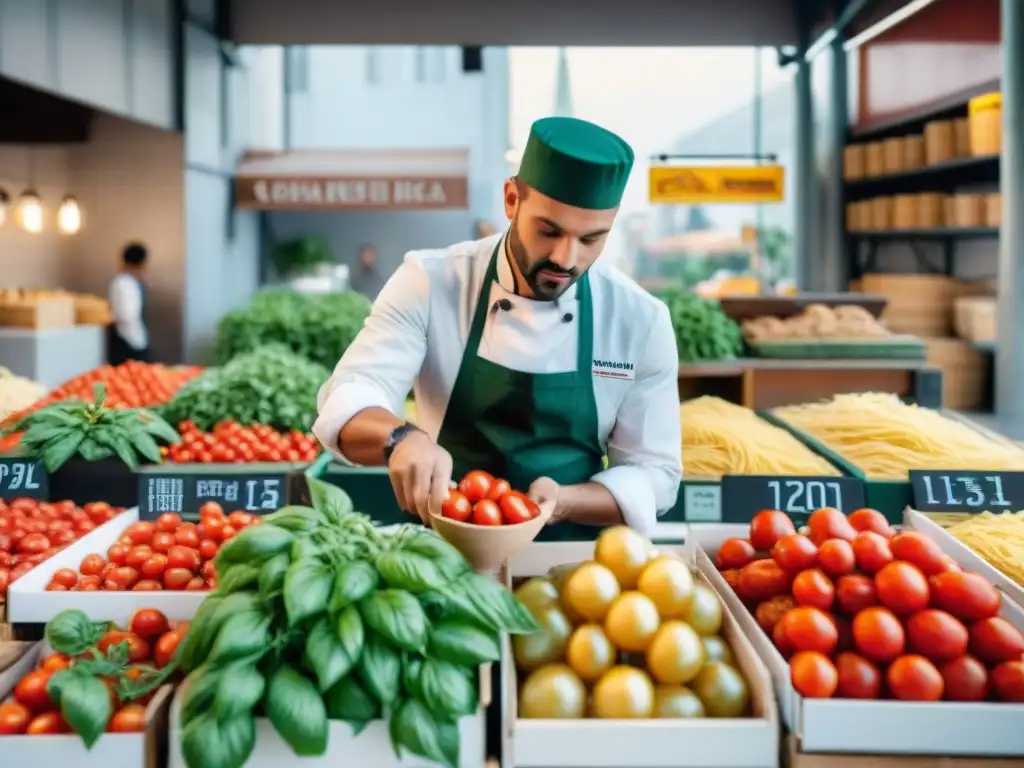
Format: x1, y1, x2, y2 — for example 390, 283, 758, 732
57, 195, 82, 235
0, 188, 9, 227
15, 189, 44, 234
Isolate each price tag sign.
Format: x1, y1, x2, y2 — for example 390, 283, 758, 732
909, 470, 1024, 512
138, 472, 289, 520
721, 475, 866, 524
0, 457, 48, 500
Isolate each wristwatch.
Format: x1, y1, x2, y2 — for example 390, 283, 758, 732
383, 422, 422, 464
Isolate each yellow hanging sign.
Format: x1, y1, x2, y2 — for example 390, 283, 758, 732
649, 165, 785, 204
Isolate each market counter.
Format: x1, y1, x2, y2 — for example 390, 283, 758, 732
0, 325, 105, 389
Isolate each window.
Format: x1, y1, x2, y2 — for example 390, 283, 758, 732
366, 48, 382, 85
284, 46, 310, 93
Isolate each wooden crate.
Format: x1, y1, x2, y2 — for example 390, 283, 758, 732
860, 274, 960, 337
954, 296, 996, 342
925, 337, 988, 410
0, 296, 76, 329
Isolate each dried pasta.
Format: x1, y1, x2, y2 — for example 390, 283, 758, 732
681, 396, 840, 479
946, 511, 1024, 587
774, 393, 1024, 480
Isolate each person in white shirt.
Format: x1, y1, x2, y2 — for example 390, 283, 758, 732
107, 243, 150, 365
314, 116, 682, 538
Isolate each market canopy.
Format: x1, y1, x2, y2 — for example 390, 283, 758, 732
233, 148, 470, 211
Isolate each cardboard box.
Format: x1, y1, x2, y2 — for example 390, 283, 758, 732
7, 508, 208, 625
691, 524, 1024, 757
503, 541, 780, 768
0, 640, 171, 768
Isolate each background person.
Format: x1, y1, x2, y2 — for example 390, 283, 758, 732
107, 242, 150, 365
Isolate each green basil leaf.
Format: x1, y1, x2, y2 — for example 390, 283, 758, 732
181, 667, 223, 726
215, 523, 294, 568
307, 476, 354, 519
337, 604, 365, 662
360, 590, 428, 652
357, 635, 402, 706
284, 558, 333, 626
46, 668, 74, 707
376, 550, 448, 593
402, 656, 424, 699
304, 616, 354, 692
260, 506, 324, 533
258, 553, 290, 599
443, 573, 539, 634
41, 431, 86, 472
401, 530, 469, 580
45, 610, 108, 656
216, 563, 261, 594
209, 610, 272, 663
213, 663, 265, 720
389, 698, 459, 768
417, 659, 477, 718
291, 536, 325, 563
428, 619, 502, 666
181, 712, 256, 768
266, 667, 329, 757
329, 560, 379, 612
177, 597, 222, 671
59, 674, 112, 748
324, 674, 380, 734
77, 436, 111, 462
128, 428, 163, 463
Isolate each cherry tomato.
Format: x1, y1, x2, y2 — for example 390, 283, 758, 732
150, 532, 176, 554
18, 532, 50, 555
109, 566, 140, 589
990, 661, 1024, 703
107, 543, 130, 565
717, 538, 757, 570
817, 539, 856, 577
931, 571, 1001, 623
124, 546, 153, 570
164, 567, 194, 590
156, 513, 182, 533
486, 478, 511, 501
773, 617, 794, 657
790, 651, 838, 699
847, 508, 892, 538
852, 606, 905, 663
941, 655, 989, 701
780, 607, 838, 655
968, 617, 1024, 664
40, 653, 70, 672
905, 609, 968, 662
167, 545, 201, 572
186, 576, 206, 590
14, 668, 52, 712
0, 701, 31, 734
721, 568, 741, 593
227, 511, 251, 529
807, 507, 857, 545
749, 510, 796, 551
889, 531, 949, 576
50, 568, 78, 588
199, 501, 224, 519
851, 531, 893, 574
219, 525, 237, 542
133, 579, 163, 591
770, 534, 818, 574
198, 539, 219, 561
108, 702, 147, 732
75, 575, 102, 591
791, 569, 835, 612
498, 493, 537, 525
737, 559, 791, 603
154, 630, 184, 668
471, 499, 503, 526
754, 595, 796, 633
440, 490, 472, 523
875, 561, 929, 615
835, 574, 877, 615
26, 710, 70, 734
834, 651, 882, 699
124, 521, 156, 544
79, 553, 106, 576
887, 654, 943, 701
131, 608, 170, 640
174, 525, 201, 548
459, 470, 495, 504
141, 553, 169, 580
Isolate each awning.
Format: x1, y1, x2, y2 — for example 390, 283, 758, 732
234, 149, 470, 211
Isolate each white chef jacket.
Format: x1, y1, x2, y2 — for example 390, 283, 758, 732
108, 272, 148, 350
313, 233, 683, 535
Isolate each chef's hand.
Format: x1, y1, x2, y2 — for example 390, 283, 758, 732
528, 476, 565, 525
388, 430, 453, 526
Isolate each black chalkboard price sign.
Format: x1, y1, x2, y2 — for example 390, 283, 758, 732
0, 457, 48, 500
721, 475, 866, 524
909, 470, 1024, 512
138, 471, 289, 520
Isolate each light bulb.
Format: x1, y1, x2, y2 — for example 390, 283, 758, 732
0, 188, 8, 227
16, 190, 43, 234
57, 195, 82, 235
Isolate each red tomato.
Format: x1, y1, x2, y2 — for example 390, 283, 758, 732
889, 531, 949, 576
0, 701, 30, 734
40, 653, 70, 672
931, 571, 1001, 623
717, 538, 757, 570
174, 525, 201, 548
75, 575, 102, 591
107, 543, 130, 565
133, 579, 163, 591
968, 617, 1024, 664
198, 539, 219, 561
755, 595, 796, 633
486, 478, 511, 500
108, 566, 139, 589
887, 655, 943, 701
186, 576, 206, 590
835, 651, 882, 699
17, 532, 50, 555
817, 539, 856, 578
773, 618, 794, 656
140, 553, 169, 580
153, 630, 184, 668
791, 569, 835, 612
721, 568, 741, 593
770, 534, 818, 574
905, 609, 969, 662
737, 559, 791, 603
108, 703, 147, 732
164, 567, 194, 590
459, 471, 495, 504
79, 553, 106, 576
471, 500, 503, 526
941, 656, 989, 702
440, 490, 473, 523
124, 522, 156, 544
156, 512, 182, 533
807, 507, 857, 545
150, 532, 176, 554
14, 668, 52, 712
749, 510, 796, 552
835, 574, 877, 615
167, 545, 201, 572
498, 493, 537, 525
199, 501, 224, 519
227, 511, 251, 529
131, 608, 170, 640
124, 546, 153, 569
874, 561, 929, 615
852, 606, 905, 663
50, 568, 78, 588
790, 651, 838, 699
219, 525, 237, 542
851, 531, 893, 575
26, 711, 70, 734
780, 607, 838, 655
847, 508, 892, 538
990, 661, 1024, 703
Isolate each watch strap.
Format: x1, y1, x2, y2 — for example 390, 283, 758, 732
383, 422, 421, 464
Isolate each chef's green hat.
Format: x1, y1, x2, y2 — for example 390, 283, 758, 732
517, 117, 634, 210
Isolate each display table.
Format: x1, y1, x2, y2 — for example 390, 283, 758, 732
0, 325, 105, 388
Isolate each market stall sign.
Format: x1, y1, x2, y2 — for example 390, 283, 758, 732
138, 472, 290, 520
909, 470, 1024, 513
0, 457, 48, 500
721, 475, 866, 524
235, 176, 470, 211
648, 165, 785, 204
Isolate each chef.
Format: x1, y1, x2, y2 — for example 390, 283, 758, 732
313, 116, 682, 538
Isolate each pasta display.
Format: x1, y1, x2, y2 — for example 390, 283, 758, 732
774, 393, 1024, 480
681, 396, 840, 479
945, 511, 1024, 587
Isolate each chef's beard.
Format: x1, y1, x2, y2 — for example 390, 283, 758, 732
507, 213, 578, 300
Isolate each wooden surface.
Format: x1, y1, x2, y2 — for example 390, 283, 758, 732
718, 293, 888, 322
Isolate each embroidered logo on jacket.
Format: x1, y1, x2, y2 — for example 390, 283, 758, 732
592, 359, 635, 380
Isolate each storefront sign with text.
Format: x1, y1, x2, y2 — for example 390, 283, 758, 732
235, 176, 469, 211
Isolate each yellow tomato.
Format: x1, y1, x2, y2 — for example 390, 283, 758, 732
691, 661, 750, 718
515, 577, 561, 613
519, 664, 587, 719
565, 624, 616, 681
591, 666, 655, 718
638, 555, 695, 619
683, 583, 723, 636
701, 635, 736, 667
595, 526, 651, 589
513, 605, 573, 670
653, 684, 706, 718
646, 620, 705, 685
604, 591, 661, 652
562, 562, 621, 622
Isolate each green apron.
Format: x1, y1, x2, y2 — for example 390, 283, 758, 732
436, 241, 606, 542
